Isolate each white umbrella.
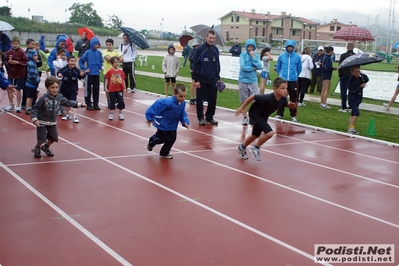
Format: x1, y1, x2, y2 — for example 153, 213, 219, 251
0, 21, 15, 31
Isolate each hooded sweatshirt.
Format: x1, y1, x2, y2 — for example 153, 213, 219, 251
47, 35, 70, 74
276, 40, 302, 81
79, 36, 103, 76
39, 35, 46, 51
25, 50, 40, 88
238, 39, 262, 84
193, 41, 220, 83
162, 45, 180, 78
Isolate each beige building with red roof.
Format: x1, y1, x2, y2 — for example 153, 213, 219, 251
219, 10, 352, 45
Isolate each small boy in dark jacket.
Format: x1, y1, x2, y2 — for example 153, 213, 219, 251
30, 77, 86, 158
58, 55, 85, 123
347, 65, 369, 135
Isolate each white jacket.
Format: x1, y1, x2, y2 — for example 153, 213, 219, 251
298, 54, 313, 79
162, 54, 180, 78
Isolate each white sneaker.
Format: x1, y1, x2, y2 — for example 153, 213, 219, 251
347, 128, 359, 135
118, 113, 124, 120
383, 103, 390, 111
62, 114, 71, 121
298, 102, 306, 107
275, 115, 282, 119
108, 113, 114, 120
338, 108, 347, 112
242, 117, 249, 125
126, 88, 133, 93
3, 105, 15, 112
291, 116, 297, 122
73, 117, 79, 123
203, 101, 208, 106
132, 88, 137, 93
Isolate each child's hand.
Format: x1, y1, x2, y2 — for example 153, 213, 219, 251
147, 120, 152, 127
57, 73, 63, 78
235, 107, 243, 116
361, 83, 366, 88
80, 71, 85, 76
81, 103, 87, 108
183, 123, 189, 130
33, 121, 40, 127
85, 69, 90, 73
287, 102, 296, 109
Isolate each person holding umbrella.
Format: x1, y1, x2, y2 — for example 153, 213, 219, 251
193, 30, 221, 126
347, 65, 369, 135
338, 43, 355, 112
119, 33, 138, 93
75, 31, 91, 58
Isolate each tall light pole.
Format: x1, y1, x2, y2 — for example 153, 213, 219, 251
28, 8, 30, 19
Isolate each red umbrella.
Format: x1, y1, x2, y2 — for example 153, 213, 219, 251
179, 34, 193, 47
78, 27, 95, 40
333, 27, 374, 42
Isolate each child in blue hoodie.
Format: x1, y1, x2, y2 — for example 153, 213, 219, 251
238, 39, 262, 125
25, 49, 40, 114
79, 36, 103, 110
145, 84, 190, 159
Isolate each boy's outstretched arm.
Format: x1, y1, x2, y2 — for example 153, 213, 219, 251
235, 95, 255, 116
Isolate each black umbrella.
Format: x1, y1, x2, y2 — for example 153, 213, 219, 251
190, 24, 225, 46
338, 53, 385, 69
120, 27, 149, 49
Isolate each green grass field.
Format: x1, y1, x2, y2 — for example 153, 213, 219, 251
133, 55, 399, 144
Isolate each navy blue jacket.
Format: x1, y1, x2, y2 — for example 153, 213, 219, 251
193, 42, 220, 83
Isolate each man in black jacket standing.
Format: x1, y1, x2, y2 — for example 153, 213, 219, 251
193, 30, 221, 126
338, 43, 355, 112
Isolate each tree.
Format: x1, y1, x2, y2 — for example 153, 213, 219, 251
0, 6, 12, 17
68, 2, 103, 27
106, 14, 123, 30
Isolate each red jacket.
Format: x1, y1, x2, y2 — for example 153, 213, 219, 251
5, 48, 27, 79
65, 38, 74, 53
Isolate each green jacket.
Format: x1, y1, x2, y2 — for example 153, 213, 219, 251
37, 50, 48, 72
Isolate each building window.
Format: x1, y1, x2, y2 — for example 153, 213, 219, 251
291, 19, 294, 27
231, 26, 234, 29
231, 16, 234, 22
309, 32, 311, 39
310, 26, 312, 29
255, 27, 258, 36
337, 26, 341, 31
292, 30, 296, 36
263, 21, 266, 25
281, 19, 284, 27
236, 16, 240, 22
256, 21, 259, 25
262, 28, 265, 36
330, 26, 335, 31
236, 27, 239, 29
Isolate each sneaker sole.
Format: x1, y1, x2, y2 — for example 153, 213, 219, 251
236, 146, 248, 160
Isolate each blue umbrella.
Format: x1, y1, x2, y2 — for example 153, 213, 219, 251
393, 41, 399, 50
120, 27, 149, 49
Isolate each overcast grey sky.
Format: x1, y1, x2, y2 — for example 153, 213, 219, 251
7, 0, 397, 33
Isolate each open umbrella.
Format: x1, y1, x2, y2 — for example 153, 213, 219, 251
338, 53, 385, 69
120, 27, 149, 49
78, 27, 95, 40
393, 41, 399, 50
333, 27, 374, 42
179, 34, 193, 47
190, 24, 225, 46
0, 21, 14, 31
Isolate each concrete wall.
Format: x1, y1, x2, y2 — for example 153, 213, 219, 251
5, 31, 177, 50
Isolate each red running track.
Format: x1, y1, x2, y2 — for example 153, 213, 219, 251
1, 84, 399, 266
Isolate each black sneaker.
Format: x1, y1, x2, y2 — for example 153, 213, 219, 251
86, 106, 94, 110
147, 144, 153, 151
94, 106, 101, 110
41, 145, 54, 157
206, 119, 218, 125
32, 146, 41, 158
189, 98, 196, 105
198, 118, 206, 126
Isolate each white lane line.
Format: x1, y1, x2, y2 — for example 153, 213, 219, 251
0, 162, 133, 266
